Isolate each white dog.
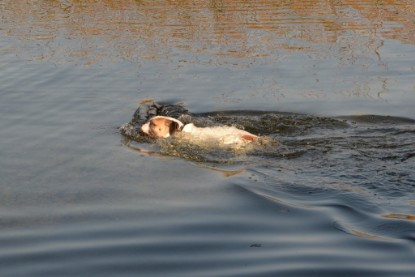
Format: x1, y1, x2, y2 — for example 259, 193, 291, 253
141, 116, 258, 145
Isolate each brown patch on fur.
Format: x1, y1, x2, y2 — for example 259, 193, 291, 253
149, 118, 172, 138
241, 134, 258, 142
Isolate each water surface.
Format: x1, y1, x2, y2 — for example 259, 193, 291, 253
1, 1, 415, 276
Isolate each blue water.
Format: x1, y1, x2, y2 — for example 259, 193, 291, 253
1, 1, 415, 276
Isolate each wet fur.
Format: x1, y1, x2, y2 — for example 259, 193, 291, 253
142, 117, 258, 144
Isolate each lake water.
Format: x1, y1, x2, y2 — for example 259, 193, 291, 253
1, 1, 415, 276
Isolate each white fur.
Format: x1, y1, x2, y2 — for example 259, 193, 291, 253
182, 123, 257, 144
141, 121, 150, 134
141, 116, 258, 145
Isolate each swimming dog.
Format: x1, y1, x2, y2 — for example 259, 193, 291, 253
141, 116, 258, 144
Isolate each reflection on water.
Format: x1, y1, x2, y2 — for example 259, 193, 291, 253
383, 213, 415, 221
1, 1, 415, 277
2, 0, 415, 117
3, 0, 415, 60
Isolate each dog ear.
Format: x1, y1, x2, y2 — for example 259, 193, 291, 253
168, 121, 180, 135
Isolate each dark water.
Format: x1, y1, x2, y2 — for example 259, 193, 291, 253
1, 1, 415, 276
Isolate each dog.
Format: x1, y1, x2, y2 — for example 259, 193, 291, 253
141, 116, 184, 138
141, 115, 258, 145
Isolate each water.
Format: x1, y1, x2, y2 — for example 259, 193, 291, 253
1, 1, 415, 276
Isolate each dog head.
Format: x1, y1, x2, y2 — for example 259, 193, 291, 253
141, 116, 184, 138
